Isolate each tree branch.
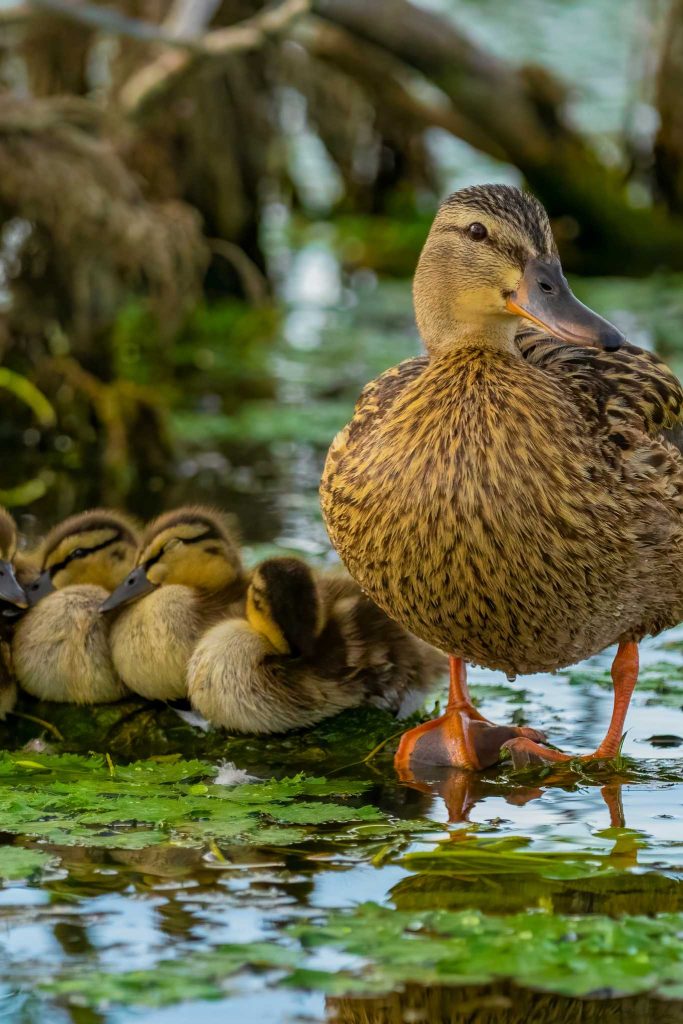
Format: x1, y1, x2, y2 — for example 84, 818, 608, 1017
297, 16, 508, 164
118, 0, 311, 119
313, 0, 683, 274
27, 0, 204, 50
162, 0, 223, 41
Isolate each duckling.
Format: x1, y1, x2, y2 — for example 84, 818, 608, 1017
320, 183, 683, 770
100, 507, 246, 700
12, 509, 139, 703
0, 507, 29, 718
187, 556, 446, 734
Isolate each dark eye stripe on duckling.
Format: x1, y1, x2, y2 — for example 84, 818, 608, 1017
47, 534, 123, 577
143, 527, 220, 571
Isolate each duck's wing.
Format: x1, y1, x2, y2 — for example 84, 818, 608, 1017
518, 332, 683, 443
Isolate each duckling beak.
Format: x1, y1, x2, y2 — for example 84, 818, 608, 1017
99, 566, 157, 613
26, 570, 55, 606
0, 560, 28, 608
505, 258, 624, 351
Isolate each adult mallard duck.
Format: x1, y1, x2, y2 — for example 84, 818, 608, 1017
187, 556, 445, 734
321, 183, 683, 770
100, 506, 246, 700
13, 509, 139, 703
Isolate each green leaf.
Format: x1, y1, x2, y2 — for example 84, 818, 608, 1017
0, 846, 55, 880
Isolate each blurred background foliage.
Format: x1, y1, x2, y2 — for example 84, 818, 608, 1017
0, 0, 682, 546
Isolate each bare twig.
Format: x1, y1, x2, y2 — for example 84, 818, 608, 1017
119, 0, 310, 119
162, 0, 223, 41
208, 239, 270, 307
27, 0, 204, 50
28, 0, 309, 60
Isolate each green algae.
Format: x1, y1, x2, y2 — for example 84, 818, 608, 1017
290, 904, 683, 1000
0, 751, 385, 853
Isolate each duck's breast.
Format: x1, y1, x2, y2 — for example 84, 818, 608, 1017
322, 351, 668, 673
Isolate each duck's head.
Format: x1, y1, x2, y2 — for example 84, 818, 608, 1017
246, 557, 323, 657
0, 508, 28, 609
414, 184, 624, 356
100, 506, 244, 613
27, 510, 140, 605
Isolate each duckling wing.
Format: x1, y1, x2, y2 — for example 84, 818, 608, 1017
518, 332, 683, 442
316, 574, 446, 712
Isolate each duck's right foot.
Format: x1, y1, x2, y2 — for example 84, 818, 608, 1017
394, 708, 545, 772
395, 655, 546, 771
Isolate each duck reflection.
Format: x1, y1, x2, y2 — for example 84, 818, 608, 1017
393, 766, 677, 918
396, 761, 631, 828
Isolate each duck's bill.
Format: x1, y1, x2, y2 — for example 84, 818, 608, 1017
26, 570, 55, 606
0, 560, 28, 608
506, 258, 624, 351
99, 566, 156, 613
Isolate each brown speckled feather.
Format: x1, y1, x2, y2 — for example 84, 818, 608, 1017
321, 337, 683, 675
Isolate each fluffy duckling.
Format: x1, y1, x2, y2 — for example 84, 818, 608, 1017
0, 508, 29, 718
187, 556, 446, 734
100, 507, 246, 700
13, 509, 139, 703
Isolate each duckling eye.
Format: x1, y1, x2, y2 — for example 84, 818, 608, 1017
467, 222, 488, 241
71, 548, 86, 559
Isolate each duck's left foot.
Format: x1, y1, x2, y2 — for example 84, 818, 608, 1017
503, 640, 641, 771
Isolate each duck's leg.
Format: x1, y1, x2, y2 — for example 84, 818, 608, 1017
394, 656, 546, 771
503, 641, 639, 769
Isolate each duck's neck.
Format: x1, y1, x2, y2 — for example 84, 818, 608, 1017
423, 317, 522, 360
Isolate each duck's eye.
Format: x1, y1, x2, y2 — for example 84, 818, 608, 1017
467, 222, 488, 241
71, 548, 86, 559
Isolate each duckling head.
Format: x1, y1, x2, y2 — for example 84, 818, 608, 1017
414, 184, 624, 356
27, 509, 139, 605
0, 508, 27, 609
100, 506, 244, 612
246, 557, 323, 657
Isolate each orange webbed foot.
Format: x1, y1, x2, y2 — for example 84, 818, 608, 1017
503, 640, 640, 771
502, 736, 572, 769
395, 710, 546, 772
395, 655, 546, 772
